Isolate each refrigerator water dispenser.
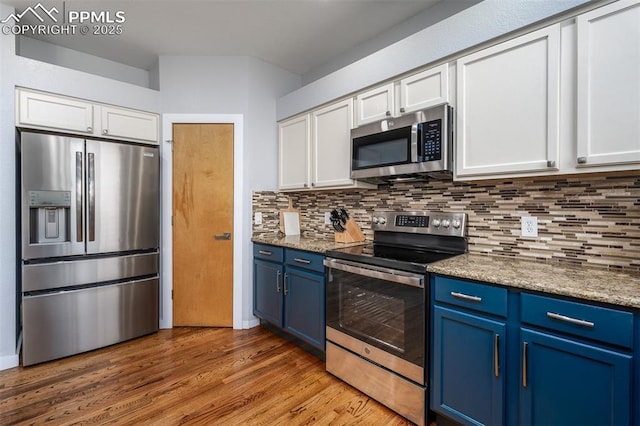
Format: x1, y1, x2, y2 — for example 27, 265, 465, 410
28, 190, 71, 244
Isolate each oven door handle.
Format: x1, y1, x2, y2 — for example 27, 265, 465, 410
323, 258, 424, 288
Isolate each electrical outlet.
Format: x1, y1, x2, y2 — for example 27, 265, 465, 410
521, 216, 538, 237
254, 212, 263, 225
324, 212, 332, 225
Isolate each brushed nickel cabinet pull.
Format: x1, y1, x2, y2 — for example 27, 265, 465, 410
547, 160, 556, 168
522, 342, 528, 388
400, 107, 406, 113
547, 312, 595, 328
258, 250, 272, 256
451, 291, 482, 303
577, 157, 587, 164
494, 334, 500, 377
283, 273, 288, 296
294, 258, 311, 264
276, 270, 281, 293
385, 110, 391, 116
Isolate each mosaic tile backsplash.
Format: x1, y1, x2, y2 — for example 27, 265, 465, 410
252, 172, 640, 272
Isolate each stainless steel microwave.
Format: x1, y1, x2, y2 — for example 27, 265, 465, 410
350, 104, 453, 183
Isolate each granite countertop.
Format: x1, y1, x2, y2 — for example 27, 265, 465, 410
428, 253, 640, 309
252, 234, 365, 254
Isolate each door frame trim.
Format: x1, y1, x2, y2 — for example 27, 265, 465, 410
161, 114, 245, 329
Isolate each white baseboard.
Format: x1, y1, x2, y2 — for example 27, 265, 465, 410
242, 318, 260, 329
0, 353, 19, 371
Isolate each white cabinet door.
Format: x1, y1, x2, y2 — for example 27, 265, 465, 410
456, 25, 561, 179
17, 89, 94, 134
398, 63, 449, 115
576, 0, 640, 167
101, 106, 159, 143
312, 98, 354, 188
278, 114, 310, 190
355, 83, 394, 126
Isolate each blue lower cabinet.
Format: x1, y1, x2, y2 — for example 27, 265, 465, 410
284, 267, 325, 350
520, 328, 632, 426
431, 305, 505, 426
253, 259, 284, 327
253, 244, 326, 352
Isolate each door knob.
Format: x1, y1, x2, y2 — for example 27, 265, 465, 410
214, 233, 231, 240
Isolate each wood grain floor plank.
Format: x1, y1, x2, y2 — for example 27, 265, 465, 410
0, 327, 415, 425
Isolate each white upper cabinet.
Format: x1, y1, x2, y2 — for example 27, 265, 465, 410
278, 99, 376, 191
355, 83, 394, 126
355, 64, 451, 127
397, 63, 449, 115
312, 98, 356, 188
17, 89, 94, 134
575, 0, 640, 168
101, 105, 159, 143
15, 88, 159, 144
456, 25, 561, 179
278, 114, 310, 191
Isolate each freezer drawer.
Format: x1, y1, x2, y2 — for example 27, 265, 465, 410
22, 278, 159, 366
22, 252, 159, 293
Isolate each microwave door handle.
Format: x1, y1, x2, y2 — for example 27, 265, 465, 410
410, 123, 419, 163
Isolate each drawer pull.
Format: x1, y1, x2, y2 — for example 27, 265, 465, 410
294, 258, 311, 264
546, 312, 595, 328
258, 250, 272, 256
451, 291, 482, 303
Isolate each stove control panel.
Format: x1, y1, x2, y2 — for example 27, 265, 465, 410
372, 211, 466, 237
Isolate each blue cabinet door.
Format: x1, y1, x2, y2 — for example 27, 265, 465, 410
284, 267, 325, 351
520, 328, 632, 426
432, 305, 506, 426
253, 259, 284, 327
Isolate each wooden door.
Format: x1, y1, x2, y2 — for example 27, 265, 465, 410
173, 123, 234, 326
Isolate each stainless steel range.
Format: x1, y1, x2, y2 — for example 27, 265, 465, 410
324, 211, 467, 426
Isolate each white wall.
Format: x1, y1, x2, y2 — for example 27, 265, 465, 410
277, 0, 593, 120
158, 55, 300, 329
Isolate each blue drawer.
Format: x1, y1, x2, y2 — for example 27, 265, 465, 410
253, 243, 283, 263
285, 249, 324, 273
434, 276, 508, 317
521, 293, 634, 349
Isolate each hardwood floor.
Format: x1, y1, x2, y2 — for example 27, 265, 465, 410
0, 327, 414, 425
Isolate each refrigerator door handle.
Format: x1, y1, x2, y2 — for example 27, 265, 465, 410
75, 151, 83, 242
88, 152, 96, 242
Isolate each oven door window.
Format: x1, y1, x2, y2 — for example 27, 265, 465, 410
327, 268, 424, 366
352, 126, 412, 171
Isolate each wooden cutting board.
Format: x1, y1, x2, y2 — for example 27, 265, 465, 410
279, 197, 300, 235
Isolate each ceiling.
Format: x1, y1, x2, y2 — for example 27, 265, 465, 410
4, 0, 455, 76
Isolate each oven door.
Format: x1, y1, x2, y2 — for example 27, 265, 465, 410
324, 258, 426, 382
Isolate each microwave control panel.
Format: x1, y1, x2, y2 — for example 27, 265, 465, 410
421, 119, 442, 161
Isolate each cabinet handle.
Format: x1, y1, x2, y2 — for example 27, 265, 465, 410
103, 129, 109, 135
311, 182, 315, 187
283, 273, 288, 296
385, 110, 391, 116
258, 250, 272, 256
87, 126, 93, 132
522, 342, 528, 388
494, 334, 500, 378
294, 258, 311, 264
546, 160, 556, 168
303, 183, 308, 188
546, 312, 595, 328
577, 157, 587, 164
400, 107, 406, 113
276, 270, 281, 293
451, 291, 482, 303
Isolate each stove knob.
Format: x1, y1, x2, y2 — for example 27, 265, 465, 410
442, 219, 451, 228
432, 218, 441, 228
452, 219, 461, 229
378, 217, 387, 225
372, 217, 379, 224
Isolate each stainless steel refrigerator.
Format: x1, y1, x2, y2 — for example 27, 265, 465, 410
19, 131, 160, 366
